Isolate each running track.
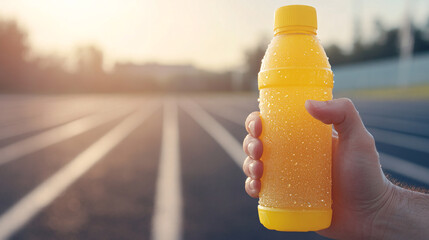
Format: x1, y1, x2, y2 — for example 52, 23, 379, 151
0, 94, 428, 240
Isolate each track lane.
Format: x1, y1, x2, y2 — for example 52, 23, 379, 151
12, 103, 163, 240
0, 106, 135, 168
151, 100, 183, 240
0, 116, 127, 217
0, 103, 159, 239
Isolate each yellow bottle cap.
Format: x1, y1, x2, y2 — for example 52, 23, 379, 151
274, 5, 317, 35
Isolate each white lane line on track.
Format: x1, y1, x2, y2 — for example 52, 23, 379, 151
368, 128, 429, 154
380, 153, 429, 185
180, 99, 245, 167
205, 104, 245, 126
0, 103, 98, 141
151, 100, 183, 240
362, 114, 429, 137
0, 104, 158, 240
0, 106, 134, 168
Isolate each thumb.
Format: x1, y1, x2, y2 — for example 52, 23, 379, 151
305, 98, 373, 144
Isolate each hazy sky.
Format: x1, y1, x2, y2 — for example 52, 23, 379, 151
0, 0, 428, 71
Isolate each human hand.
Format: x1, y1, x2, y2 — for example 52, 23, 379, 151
243, 98, 395, 239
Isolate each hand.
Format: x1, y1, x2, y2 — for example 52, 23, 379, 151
243, 98, 395, 239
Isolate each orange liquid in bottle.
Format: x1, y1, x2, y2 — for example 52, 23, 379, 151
257, 5, 333, 232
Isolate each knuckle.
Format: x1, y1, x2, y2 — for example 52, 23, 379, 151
340, 98, 354, 109
365, 131, 376, 145
242, 135, 250, 149
361, 130, 377, 150
242, 160, 247, 173
245, 115, 251, 127
242, 157, 250, 172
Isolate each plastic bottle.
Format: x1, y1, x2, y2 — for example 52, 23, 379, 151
257, 5, 333, 232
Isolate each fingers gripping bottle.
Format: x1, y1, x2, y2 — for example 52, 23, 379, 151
257, 5, 333, 232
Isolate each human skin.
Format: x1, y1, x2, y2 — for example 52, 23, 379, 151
243, 98, 429, 240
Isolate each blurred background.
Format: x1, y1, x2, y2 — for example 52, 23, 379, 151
0, 0, 428, 239
1, 0, 428, 93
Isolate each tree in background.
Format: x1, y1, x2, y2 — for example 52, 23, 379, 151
326, 18, 429, 66
242, 39, 267, 90
76, 46, 104, 76
244, 18, 429, 89
75, 45, 106, 92
0, 19, 28, 90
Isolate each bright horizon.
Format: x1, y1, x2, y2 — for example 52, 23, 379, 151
0, 0, 428, 72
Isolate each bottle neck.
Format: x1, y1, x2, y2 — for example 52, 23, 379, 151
274, 26, 317, 36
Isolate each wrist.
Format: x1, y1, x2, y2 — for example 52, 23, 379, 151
371, 183, 429, 240
369, 181, 398, 240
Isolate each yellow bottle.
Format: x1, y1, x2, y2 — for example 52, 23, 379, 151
257, 5, 333, 232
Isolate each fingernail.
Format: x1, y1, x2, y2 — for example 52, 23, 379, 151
248, 120, 255, 136
249, 161, 257, 179
245, 177, 251, 185
249, 179, 259, 193
248, 141, 256, 158
249, 179, 256, 191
